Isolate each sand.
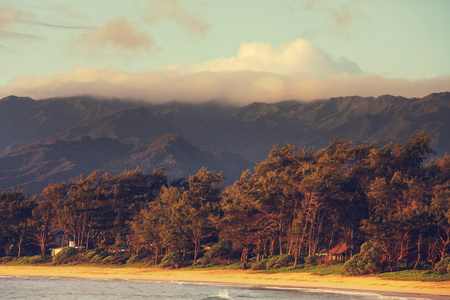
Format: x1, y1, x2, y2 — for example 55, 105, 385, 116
0, 265, 449, 297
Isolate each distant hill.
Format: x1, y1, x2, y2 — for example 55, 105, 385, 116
0, 92, 448, 194
148, 93, 450, 161
0, 136, 132, 193
0, 95, 132, 152
0, 135, 252, 194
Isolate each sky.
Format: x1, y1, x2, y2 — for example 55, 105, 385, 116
0, 0, 449, 105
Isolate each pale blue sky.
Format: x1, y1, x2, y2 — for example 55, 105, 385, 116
1, 0, 449, 103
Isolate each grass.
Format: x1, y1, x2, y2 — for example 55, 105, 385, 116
2, 256, 449, 282
182, 262, 243, 271
377, 269, 450, 282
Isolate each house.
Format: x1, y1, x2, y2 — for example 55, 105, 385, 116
319, 243, 352, 262
50, 229, 76, 256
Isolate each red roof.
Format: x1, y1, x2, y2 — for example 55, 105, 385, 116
328, 243, 351, 255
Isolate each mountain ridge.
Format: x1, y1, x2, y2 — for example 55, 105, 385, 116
0, 92, 448, 194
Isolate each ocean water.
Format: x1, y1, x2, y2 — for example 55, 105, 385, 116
0, 276, 445, 300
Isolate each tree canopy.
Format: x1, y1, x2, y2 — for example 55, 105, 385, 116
0, 131, 448, 273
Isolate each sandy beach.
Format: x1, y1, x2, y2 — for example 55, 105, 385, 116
0, 265, 449, 297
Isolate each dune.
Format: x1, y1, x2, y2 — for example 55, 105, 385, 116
0, 265, 449, 297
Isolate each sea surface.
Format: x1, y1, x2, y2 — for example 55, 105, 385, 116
0, 276, 446, 300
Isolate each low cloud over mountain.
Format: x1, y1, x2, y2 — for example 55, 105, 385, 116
3, 39, 449, 105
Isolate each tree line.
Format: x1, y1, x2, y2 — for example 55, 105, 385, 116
0, 131, 449, 273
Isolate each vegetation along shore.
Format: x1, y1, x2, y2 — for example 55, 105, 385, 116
1, 131, 449, 290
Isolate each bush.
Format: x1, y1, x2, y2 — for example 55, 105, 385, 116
16, 257, 30, 264
53, 247, 80, 264
113, 252, 131, 264
159, 252, 179, 268
265, 255, 295, 269
90, 252, 109, 263
434, 257, 450, 274
28, 255, 50, 264
101, 255, 115, 264
83, 250, 98, 260
296, 256, 306, 265
199, 240, 233, 266
250, 259, 267, 270
0, 256, 14, 264
305, 255, 319, 266
344, 242, 382, 275
126, 254, 144, 265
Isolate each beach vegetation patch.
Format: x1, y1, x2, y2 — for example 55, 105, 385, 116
344, 242, 382, 275
378, 269, 450, 281
264, 255, 295, 270
198, 239, 233, 266
52, 247, 82, 264
159, 251, 179, 268
434, 257, 450, 274
305, 256, 320, 266
250, 259, 268, 270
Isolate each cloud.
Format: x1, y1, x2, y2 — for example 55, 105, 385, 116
182, 39, 362, 77
0, 5, 89, 45
285, 0, 368, 37
73, 18, 156, 55
24, 21, 94, 30
143, 0, 210, 37
3, 66, 449, 106
0, 6, 40, 43
0, 44, 16, 52
0, 6, 35, 30
1, 38, 449, 105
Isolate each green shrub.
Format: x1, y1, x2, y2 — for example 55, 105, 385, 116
16, 257, 30, 264
250, 259, 267, 270
159, 252, 179, 268
305, 255, 320, 266
53, 247, 80, 264
296, 256, 306, 265
265, 255, 295, 269
0, 256, 14, 264
112, 253, 131, 264
344, 242, 382, 275
126, 254, 144, 264
28, 255, 49, 264
83, 250, 98, 260
434, 257, 450, 274
200, 240, 233, 266
90, 250, 109, 263
101, 255, 115, 264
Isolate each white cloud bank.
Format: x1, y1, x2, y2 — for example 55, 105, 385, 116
1, 39, 449, 104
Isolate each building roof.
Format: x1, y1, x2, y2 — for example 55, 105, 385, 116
328, 243, 352, 255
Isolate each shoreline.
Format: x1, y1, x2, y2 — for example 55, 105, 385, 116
0, 265, 449, 297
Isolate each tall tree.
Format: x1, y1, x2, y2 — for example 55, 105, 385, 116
0, 191, 36, 257
181, 167, 224, 265
110, 167, 167, 244
33, 183, 66, 255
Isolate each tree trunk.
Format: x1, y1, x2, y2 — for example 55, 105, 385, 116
293, 235, 300, 267
256, 236, 261, 262
154, 245, 159, 265
241, 247, 248, 269
193, 240, 199, 266
279, 233, 283, 255
41, 209, 50, 255
414, 234, 422, 270
17, 220, 27, 257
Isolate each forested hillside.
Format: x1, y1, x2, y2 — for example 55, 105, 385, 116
1, 132, 449, 274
